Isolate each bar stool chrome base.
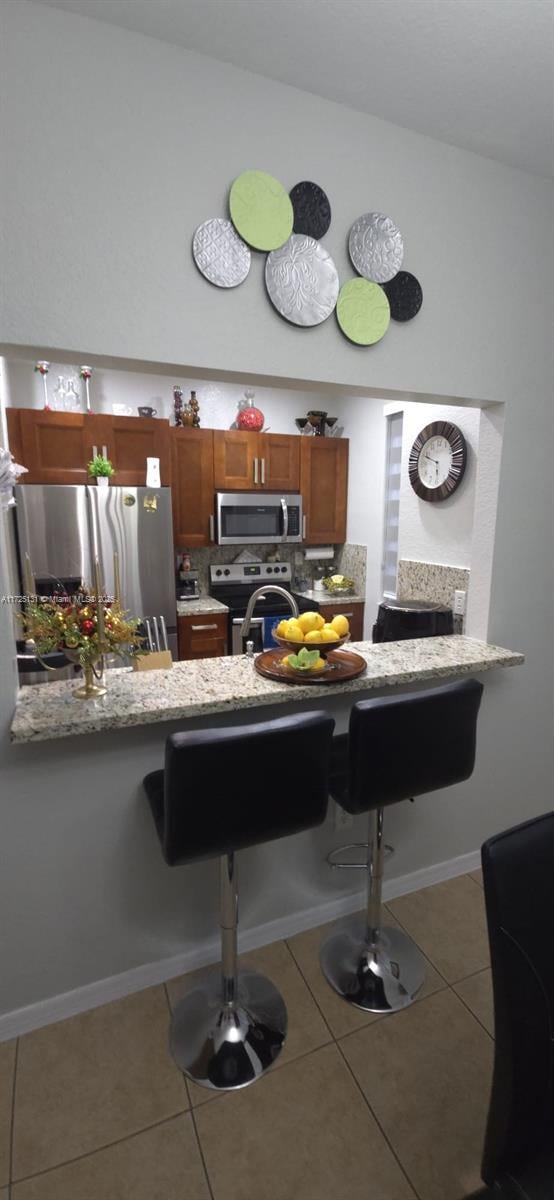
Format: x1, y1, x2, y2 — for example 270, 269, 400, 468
170, 967, 287, 1091
320, 916, 425, 1013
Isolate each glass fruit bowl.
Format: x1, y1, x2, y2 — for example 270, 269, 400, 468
273, 631, 350, 657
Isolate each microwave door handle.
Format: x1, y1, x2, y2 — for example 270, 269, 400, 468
281, 497, 288, 541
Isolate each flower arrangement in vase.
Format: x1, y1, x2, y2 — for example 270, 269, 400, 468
20, 585, 143, 700
87, 454, 115, 486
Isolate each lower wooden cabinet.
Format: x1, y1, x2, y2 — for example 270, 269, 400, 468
317, 601, 365, 643
178, 612, 228, 660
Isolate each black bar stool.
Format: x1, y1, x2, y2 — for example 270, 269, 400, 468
143, 710, 334, 1091
320, 679, 483, 1013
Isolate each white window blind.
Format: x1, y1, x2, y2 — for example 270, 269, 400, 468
381, 411, 403, 597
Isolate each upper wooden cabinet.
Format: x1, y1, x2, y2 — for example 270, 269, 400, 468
213, 430, 300, 492
301, 437, 349, 544
9, 410, 170, 486
87, 414, 170, 486
171, 427, 215, 547
15, 410, 95, 485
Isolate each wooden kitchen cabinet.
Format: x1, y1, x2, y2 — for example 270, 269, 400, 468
213, 430, 300, 491
178, 611, 228, 660
15, 410, 96, 484
317, 600, 364, 642
92, 415, 170, 485
171, 428, 215, 547
301, 437, 349, 544
11, 410, 171, 487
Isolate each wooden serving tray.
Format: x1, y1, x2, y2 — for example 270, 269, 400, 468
254, 647, 367, 686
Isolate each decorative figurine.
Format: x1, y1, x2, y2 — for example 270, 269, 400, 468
189, 389, 201, 428
34, 361, 50, 410
173, 385, 183, 427
237, 389, 264, 432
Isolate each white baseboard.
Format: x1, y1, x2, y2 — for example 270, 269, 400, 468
0, 848, 481, 1043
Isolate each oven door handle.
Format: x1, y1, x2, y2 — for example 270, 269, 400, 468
281, 496, 288, 542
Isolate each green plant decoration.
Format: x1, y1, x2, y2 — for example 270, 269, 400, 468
87, 454, 115, 478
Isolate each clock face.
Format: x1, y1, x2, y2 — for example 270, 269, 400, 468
409, 421, 467, 502
418, 435, 453, 489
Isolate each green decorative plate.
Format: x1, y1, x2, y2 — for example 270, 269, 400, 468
229, 170, 293, 251
336, 278, 390, 345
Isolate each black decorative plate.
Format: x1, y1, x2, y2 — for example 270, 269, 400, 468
289, 181, 331, 239
382, 271, 423, 321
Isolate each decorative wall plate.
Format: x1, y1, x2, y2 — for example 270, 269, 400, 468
289, 181, 331, 239
336, 278, 390, 345
348, 212, 404, 283
383, 270, 423, 321
229, 170, 293, 251
192, 218, 251, 288
265, 234, 339, 327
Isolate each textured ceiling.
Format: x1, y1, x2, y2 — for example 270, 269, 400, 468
33, 0, 554, 178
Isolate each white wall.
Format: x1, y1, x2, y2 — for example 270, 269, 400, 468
0, 0, 552, 1021
395, 402, 481, 568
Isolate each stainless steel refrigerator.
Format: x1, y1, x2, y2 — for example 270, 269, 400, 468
13, 485, 177, 658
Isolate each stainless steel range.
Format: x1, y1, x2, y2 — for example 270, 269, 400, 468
209, 562, 312, 654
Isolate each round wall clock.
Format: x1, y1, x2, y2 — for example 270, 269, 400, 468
408, 421, 467, 502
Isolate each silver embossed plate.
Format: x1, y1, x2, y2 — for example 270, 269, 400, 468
265, 234, 339, 327
193, 217, 251, 288
348, 212, 404, 283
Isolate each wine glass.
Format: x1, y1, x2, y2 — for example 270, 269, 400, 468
295, 418, 308, 434
325, 417, 338, 436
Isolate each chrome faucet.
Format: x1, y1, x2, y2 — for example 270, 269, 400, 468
241, 585, 299, 655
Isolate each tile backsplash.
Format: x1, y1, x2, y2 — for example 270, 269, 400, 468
181, 542, 367, 598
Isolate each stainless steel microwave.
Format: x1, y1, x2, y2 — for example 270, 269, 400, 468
216, 492, 303, 545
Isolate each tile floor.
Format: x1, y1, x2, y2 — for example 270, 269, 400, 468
1, 871, 494, 1200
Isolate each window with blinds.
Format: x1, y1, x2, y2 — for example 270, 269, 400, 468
381, 411, 403, 597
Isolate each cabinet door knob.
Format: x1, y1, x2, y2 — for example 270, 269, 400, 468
253, 457, 259, 485
302, 514, 306, 539
209, 514, 215, 542
261, 457, 266, 485
92, 445, 98, 459
191, 623, 218, 632
101, 445, 108, 459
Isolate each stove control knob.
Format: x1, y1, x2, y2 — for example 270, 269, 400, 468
215, 569, 222, 577
224, 569, 230, 576
281, 566, 287, 573
267, 567, 273, 574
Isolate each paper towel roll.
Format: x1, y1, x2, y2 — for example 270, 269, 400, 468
304, 546, 334, 560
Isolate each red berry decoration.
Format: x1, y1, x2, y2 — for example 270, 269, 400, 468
80, 618, 95, 635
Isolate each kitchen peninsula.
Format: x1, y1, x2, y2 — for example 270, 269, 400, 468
11, 635, 523, 744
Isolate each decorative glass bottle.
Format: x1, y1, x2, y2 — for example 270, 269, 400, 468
237, 389, 264, 432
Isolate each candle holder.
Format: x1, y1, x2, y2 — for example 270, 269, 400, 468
65, 651, 107, 699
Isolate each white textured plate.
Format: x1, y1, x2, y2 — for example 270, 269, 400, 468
265, 234, 339, 326
193, 217, 251, 288
348, 212, 404, 283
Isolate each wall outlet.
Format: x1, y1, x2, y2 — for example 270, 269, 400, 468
334, 803, 353, 831
453, 589, 466, 616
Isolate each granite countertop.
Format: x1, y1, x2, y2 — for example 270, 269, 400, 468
294, 590, 366, 605
11, 636, 523, 745
176, 597, 229, 617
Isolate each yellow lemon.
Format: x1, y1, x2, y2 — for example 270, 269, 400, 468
275, 620, 289, 638
283, 620, 304, 641
313, 612, 325, 630
330, 614, 349, 637
309, 656, 326, 673
298, 611, 321, 635
320, 625, 340, 642
304, 628, 323, 644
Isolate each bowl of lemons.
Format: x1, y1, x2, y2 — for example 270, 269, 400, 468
273, 611, 351, 659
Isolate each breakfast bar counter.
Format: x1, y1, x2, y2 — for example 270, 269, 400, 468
11, 636, 523, 744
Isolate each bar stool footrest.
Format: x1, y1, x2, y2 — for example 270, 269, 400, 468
170, 967, 287, 1091
326, 842, 395, 869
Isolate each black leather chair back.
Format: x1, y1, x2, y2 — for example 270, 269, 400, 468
339, 679, 483, 814
481, 813, 554, 1191
146, 711, 334, 866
